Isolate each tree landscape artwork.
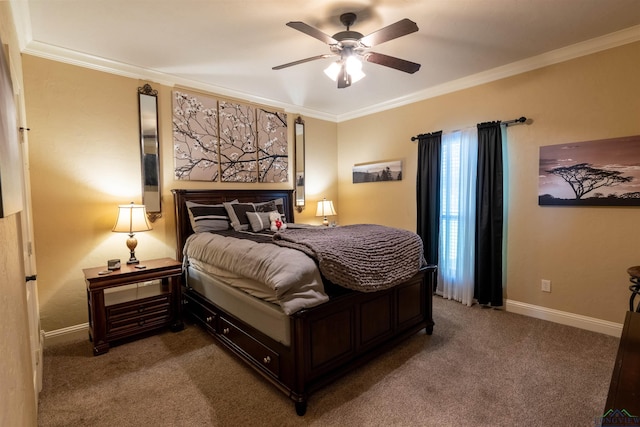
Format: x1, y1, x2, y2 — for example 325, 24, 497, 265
538, 135, 640, 206
173, 90, 288, 183
353, 160, 403, 184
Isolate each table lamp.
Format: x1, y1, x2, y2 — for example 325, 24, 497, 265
112, 202, 152, 264
315, 198, 337, 226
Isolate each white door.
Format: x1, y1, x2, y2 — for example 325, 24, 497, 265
17, 88, 43, 399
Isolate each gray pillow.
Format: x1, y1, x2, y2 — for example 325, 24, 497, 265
246, 211, 274, 232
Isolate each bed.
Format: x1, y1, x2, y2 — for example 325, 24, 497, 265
172, 188, 436, 415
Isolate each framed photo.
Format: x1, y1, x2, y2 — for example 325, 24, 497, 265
538, 135, 640, 206
353, 160, 402, 184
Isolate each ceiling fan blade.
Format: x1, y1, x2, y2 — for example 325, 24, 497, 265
337, 64, 351, 89
360, 18, 419, 47
272, 54, 336, 70
286, 21, 338, 45
365, 52, 421, 74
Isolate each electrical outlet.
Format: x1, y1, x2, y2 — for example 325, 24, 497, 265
541, 279, 551, 292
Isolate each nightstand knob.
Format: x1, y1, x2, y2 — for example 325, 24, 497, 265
263, 356, 271, 364
182, 299, 189, 305
206, 316, 213, 323
223, 327, 230, 335
138, 306, 145, 313
138, 320, 145, 326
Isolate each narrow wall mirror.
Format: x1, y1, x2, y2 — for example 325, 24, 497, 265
138, 84, 161, 221
295, 116, 305, 211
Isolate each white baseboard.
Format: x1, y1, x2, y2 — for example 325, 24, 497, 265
44, 323, 89, 348
505, 299, 623, 337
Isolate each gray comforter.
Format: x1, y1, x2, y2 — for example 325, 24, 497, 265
273, 224, 425, 292
184, 233, 328, 315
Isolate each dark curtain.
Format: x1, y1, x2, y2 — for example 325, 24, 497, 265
475, 122, 503, 306
416, 131, 442, 266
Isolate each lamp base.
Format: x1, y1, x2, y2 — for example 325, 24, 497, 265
126, 235, 140, 264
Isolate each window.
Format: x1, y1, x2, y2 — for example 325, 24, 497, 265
437, 128, 477, 306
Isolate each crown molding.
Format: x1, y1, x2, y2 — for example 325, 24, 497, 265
337, 25, 640, 122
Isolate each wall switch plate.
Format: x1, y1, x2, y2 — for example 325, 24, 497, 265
541, 279, 551, 292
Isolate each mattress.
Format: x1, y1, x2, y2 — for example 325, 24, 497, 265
186, 264, 291, 346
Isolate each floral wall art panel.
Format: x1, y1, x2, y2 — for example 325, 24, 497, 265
539, 134, 640, 206
257, 108, 288, 183
173, 90, 220, 181
219, 101, 257, 183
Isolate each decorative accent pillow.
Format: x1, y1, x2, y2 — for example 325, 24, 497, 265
186, 201, 230, 233
254, 198, 286, 217
254, 200, 277, 213
224, 202, 255, 231
246, 211, 275, 232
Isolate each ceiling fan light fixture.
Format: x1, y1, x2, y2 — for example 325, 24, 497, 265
324, 57, 365, 85
345, 56, 365, 83
324, 61, 342, 81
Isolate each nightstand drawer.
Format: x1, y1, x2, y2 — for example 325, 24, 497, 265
107, 294, 171, 319
219, 316, 280, 377
107, 310, 172, 336
106, 294, 172, 337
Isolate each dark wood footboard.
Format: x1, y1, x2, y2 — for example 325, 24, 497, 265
291, 266, 435, 413
172, 189, 436, 415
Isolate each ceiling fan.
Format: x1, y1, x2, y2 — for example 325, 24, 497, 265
272, 12, 421, 88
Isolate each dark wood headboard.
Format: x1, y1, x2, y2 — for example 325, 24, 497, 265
172, 189, 295, 261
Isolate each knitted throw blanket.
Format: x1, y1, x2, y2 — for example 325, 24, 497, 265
273, 224, 425, 292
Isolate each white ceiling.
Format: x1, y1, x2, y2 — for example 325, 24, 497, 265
12, 0, 640, 121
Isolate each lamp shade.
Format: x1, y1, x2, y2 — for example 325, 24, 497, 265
112, 203, 152, 234
324, 57, 365, 84
315, 199, 337, 217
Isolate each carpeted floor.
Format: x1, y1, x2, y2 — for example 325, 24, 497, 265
38, 296, 619, 426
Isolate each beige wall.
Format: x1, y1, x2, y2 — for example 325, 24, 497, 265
0, 3, 39, 426
337, 42, 640, 324
22, 58, 338, 331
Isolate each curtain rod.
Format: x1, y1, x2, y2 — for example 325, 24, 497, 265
411, 116, 528, 141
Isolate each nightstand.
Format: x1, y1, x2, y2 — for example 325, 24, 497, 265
83, 257, 183, 355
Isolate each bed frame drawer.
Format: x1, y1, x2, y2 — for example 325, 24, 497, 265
219, 316, 280, 378
183, 291, 217, 333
